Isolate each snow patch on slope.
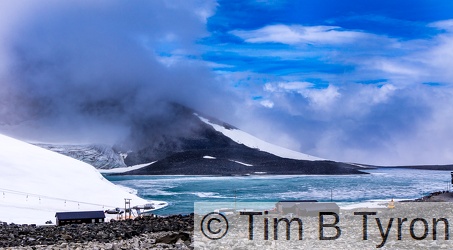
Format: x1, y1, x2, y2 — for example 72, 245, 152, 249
0, 134, 166, 224
196, 115, 324, 161
230, 160, 253, 166
99, 162, 156, 174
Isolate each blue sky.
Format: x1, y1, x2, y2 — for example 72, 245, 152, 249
202, 0, 453, 86
1, 0, 453, 165
196, 0, 453, 165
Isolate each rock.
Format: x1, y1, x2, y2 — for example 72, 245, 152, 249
104, 243, 113, 250
0, 215, 194, 248
175, 238, 189, 250
156, 232, 190, 245
62, 234, 72, 241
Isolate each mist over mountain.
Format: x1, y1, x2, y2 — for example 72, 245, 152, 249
35, 103, 367, 175
0, 1, 232, 146
115, 103, 233, 165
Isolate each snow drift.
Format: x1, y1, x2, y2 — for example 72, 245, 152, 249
0, 134, 166, 225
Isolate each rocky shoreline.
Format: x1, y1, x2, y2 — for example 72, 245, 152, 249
401, 190, 453, 202
0, 214, 193, 249
3, 190, 452, 249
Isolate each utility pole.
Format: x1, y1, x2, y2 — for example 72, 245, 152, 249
234, 190, 237, 211
124, 198, 131, 220
450, 172, 453, 192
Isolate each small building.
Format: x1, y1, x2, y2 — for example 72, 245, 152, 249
275, 200, 339, 217
296, 202, 339, 217
55, 211, 105, 226
276, 200, 318, 215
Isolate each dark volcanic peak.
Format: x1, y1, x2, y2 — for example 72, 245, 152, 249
120, 149, 365, 176
37, 102, 369, 175
171, 102, 237, 128
117, 103, 239, 166
109, 103, 367, 175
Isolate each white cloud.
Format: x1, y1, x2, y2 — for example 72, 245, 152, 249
164, 0, 217, 23
263, 81, 340, 110
277, 81, 313, 91
373, 60, 421, 77
227, 21, 453, 88
351, 20, 453, 86
260, 100, 274, 108
221, 20, 453, 165
417, 33, 453, 82
304, 85, 341, 110
371, 84, 396, 103
223, 20, 453, 165
264, 81, 312, 93
263, 83, 278, 92
231, 24, 373, 45
429, 19, 453, 31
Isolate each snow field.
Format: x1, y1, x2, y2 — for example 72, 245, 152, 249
0, 134, 166, 224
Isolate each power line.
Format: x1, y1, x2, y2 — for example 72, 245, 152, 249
0, 187, 120, 209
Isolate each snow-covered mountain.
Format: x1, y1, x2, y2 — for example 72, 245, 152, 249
35, 103, 366, 175
194, 114, 323, 161
0, 134, 166, 225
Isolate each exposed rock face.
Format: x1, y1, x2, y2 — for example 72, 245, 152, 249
35, 144, 127, 169
0, 214, 193, 249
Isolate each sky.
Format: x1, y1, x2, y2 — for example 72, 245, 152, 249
1, 0, 453, 165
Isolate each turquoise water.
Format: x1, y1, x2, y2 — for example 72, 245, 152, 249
105, 168, 452, 215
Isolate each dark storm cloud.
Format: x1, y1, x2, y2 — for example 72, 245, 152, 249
0, 0, 232, 143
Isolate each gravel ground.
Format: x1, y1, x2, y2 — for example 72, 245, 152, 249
0, 215, 194, 250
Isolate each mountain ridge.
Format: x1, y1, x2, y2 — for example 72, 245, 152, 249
35, 103, 367, 175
